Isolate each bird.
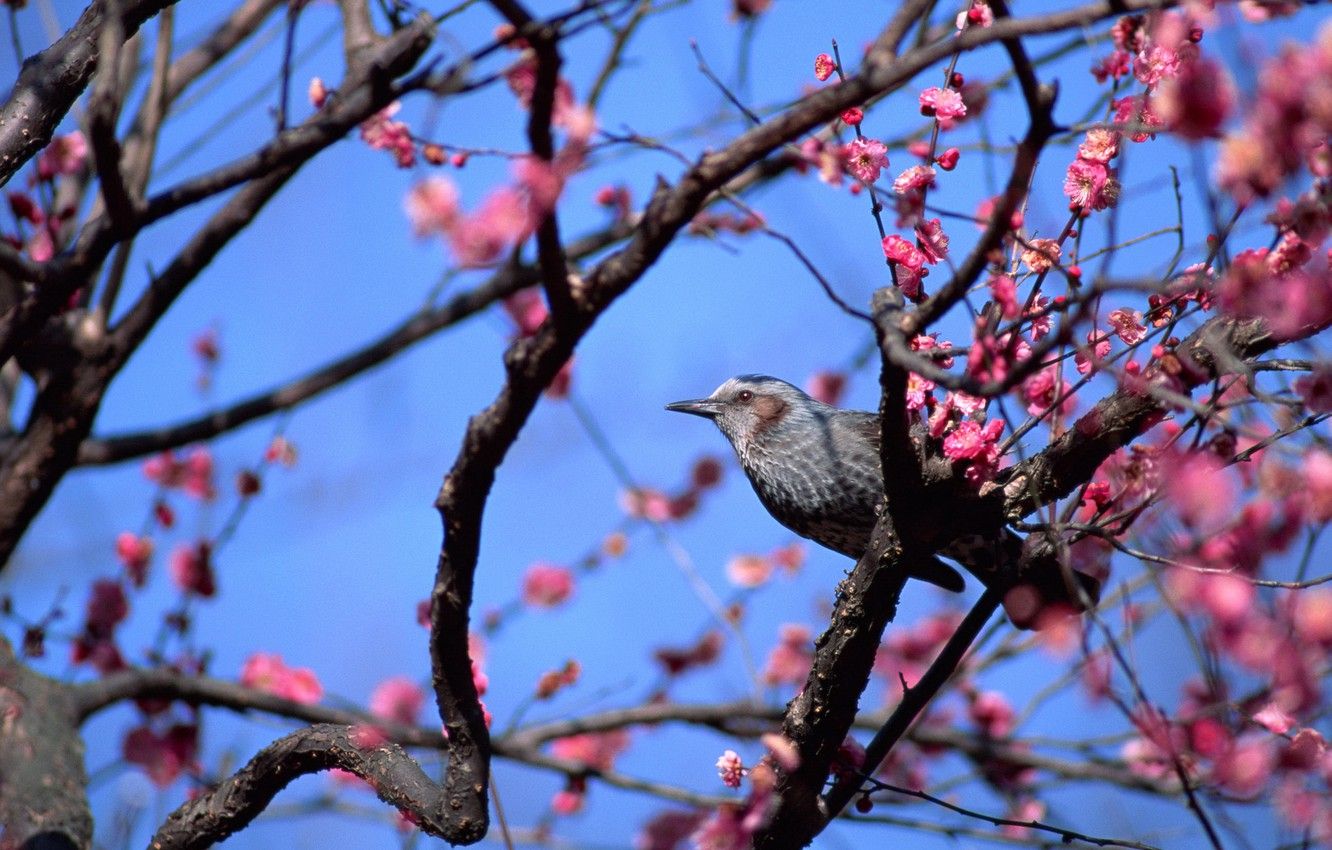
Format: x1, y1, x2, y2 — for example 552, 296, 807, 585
666, 374, 966, 592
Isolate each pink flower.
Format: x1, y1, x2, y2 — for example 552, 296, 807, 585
36, 131, 87, 181
1077, 128, 1121, 163
264, 436, 298, 467
882, 234, 926, 270
761, 624, 812, 687
942, 418, 1004, 463
240, 652, 324, 704
989, 274, 1019, 318
115, 532, 154, 586
1112, 93, 1163, 142
1063, 158, 1119, 211
840, 137, 889, 183
936, 147, 960, 170
404, 178, 460, 237
1157, 57, 1234, 140
1075, 331, 1112, 375
1211, 737, 1275, 798
726, 553, 772, 588
1253, 702, 1295, 735
1021, 365, 1074, 417
892, 164, 936, 195
1093, 50, 1132, 83
1021, 238, 1061, 273
359, 102, 415, 168
502, 287, 548, 337
123, 724, 198, 787
918, 86, 966, 120
448, 187, 530, 267
840, 107, 863, 126
308, 77, 327, 108
522, 562, 574, 608
716, 750, 745, 787
551, 729, 630, 771
1132, 44, 1181, 86
637, 810, 708, 850
915, 218, 949, 263
370, 677, 425, 725
620, 486, 673, 521
956, 0, 994, 28
84, 579, 129, 638
969, 690, 1015, 737
169, 541, 216, 597
813, 53, 836, 81
1107, 308, 1147, 344
805, 370, 846, 405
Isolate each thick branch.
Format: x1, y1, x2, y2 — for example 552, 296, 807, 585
0, 0, 177, 187
148, 724, 455, 850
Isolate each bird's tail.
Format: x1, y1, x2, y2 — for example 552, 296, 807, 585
909, 557, 967, 593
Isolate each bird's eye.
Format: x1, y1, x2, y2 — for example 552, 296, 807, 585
736, 390, 754, 403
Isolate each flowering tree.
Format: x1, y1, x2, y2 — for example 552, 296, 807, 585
1, 0, 1331, 849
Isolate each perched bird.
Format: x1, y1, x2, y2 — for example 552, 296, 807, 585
666, 374, 965, 592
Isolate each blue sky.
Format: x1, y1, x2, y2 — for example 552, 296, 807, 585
3, 0, 1330, 847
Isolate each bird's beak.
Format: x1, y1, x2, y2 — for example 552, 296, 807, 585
665, 398, 722, 419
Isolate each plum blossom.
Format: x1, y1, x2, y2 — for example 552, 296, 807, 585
1063, 158, 1120, 211
359, 102, 415, 167
1021, 238, 1061, 273
716, 750, 746, 787
169, 541, 216, 597
240, 653, 324, 704
404, 178, 460, 237
762, 624, 812, 687
1157, 56, 1235, 140
551, 729, 630, 771
918, 86, 966, 120
892, 164, 936, 195
1107, 308, 1147, 344
805, 370, 846, 405
36, 132, 87, 180
841, 137, 889, 183
123, 724, 199, 787
370, 677, 425, 725
814, 53, 835, 81
521, 562, 574, 608
115, 532, 154, 586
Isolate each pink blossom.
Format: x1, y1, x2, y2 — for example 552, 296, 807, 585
761, 624, 812, 687
502, 287, 548, 337
370, 676, 425, 725
1077, 128, 1121, 163
1021, 238, 1061, 273
637, 810, 708, 850
1164, 450, 1236, 533
918, 86, 966, 120
1211, 737, 1275, 798
691, 804, 751, 850
123, 724, 198, 787
936, 147, 960, 170
84, 579, 129, 638
1112, 94, 1163, 142
1107, 308, 1147, 344
308, 77, 327, 108
1093, 50, 1132, 83
551, 786, 584, 815
1063, 158, 1119, 211
691, 456, 724, 489
716, 750, 745, 787
36, 131, 87, 181
359, 102, 415, 168
969, 690, 1015, 737
942, 418, 1005, 482
956, 0, 994, 28
840, 137, 889, 183
1021, 365, 1074, 418
169, 541, 216, 597
521, 562, 574, 608
813, 53, 836, 81
1253, 702, 1296, 735
264, 436, 298, 467
1303, 450, 1332, 522
892, 164, 936, 195
620, 486, 673, 521
1292, 588, 1332, 646
882, 234, 926, 270
840, 107, 863, 126
805, 370, 846, 405
551, 729, 630, 771
905, 372, 934, 411
1157, 57, 1234, 140
240, 652, 324, 704
404, 178, 460, 237
761, 733, 801, 772
1075, 331, 1112, 375
115, 532, 154, 586
914, 218, 949, 264
1133, 44, 1181, 86
448, 187, 530, 267
989, 274, 1019, 318
726, 553, 772, 588
911, 333, 955, 368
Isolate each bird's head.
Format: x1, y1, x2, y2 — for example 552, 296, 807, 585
665, 375, 824, 453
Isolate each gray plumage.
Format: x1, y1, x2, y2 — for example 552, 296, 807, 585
666, 375, 966, 592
